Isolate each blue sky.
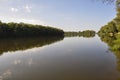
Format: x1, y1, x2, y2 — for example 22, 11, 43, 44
0, 0, 116, 31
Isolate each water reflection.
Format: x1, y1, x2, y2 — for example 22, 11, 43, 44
0, 35, 96, 55
0, 37, 64, 54
99, 34, 120, 79
0, 69, 12, 80
0, 36, 120, 80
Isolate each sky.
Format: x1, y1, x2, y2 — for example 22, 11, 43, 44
0, 0, 116, 31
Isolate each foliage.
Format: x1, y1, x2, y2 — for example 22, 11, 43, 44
0, 21, 64, 37
98, 21, 118, 36
64, 30, 96, 38
111, 34, 120, 50
64, 32, 79, 37
98, 0, 120, 36
82, 30, 96, 37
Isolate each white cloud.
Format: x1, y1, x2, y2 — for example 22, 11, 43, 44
10, 8, 18, 12
0, 70, 12, 80
13, 60, 21, 65
28, 58, 33, 66
24, 5, 32, 13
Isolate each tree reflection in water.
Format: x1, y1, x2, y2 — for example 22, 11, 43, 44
99, 34, 120, 80
0, 37, 64, 55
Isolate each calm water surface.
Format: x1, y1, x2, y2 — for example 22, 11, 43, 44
0, 36, 120, 80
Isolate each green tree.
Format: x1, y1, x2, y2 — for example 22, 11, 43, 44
0, 21, 64, 37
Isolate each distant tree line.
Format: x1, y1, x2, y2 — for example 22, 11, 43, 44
0, 21, 64, 38
64, 30, 96, 38
80, 30, 96, 37
64, 31, 78, 37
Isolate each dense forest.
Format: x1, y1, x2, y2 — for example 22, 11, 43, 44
65, 30, 96, 38
0, 21, 64, 37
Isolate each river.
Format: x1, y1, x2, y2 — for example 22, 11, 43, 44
0, 36, 120, 80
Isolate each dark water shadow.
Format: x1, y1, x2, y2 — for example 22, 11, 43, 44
0, 36, 64, 55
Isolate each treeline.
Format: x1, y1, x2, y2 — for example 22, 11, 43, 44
64, 32, 79, 37
98, 20, 120, 36
80, 30, 96, 37
0, 21, 64, 37
64, 30, 96, 38
98, 1, 120, 36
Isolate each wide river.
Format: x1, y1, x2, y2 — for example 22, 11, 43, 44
0, 36, 120, 80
